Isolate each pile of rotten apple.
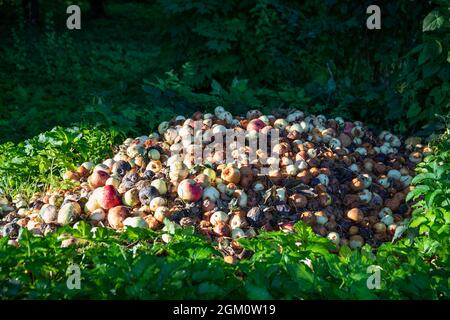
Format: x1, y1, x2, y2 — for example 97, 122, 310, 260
1, 107, 429, 255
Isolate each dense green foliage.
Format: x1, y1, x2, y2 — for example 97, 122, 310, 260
0, 126, 123, 198
157, 0, 449, 134
406, 126, 450, 261
0, 1, 168, 142
0, 190, 448, 299
0, 1, 448, 143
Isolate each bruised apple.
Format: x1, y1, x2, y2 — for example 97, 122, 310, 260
177, 179, 203, 202
98, 185, 122, 210
107, 206, 128, 229
88, 170, 110, 189
246, 119, 266, 132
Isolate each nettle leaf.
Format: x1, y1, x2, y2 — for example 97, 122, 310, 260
245, 282, 273, 300
74, 221, 92, 238
423, 10, 445, 32
406, 185, 430, 202
444, 211, 450, 224
426, 189, 443, 207
429, 86, 446, 105
409, 216, 428, 228
407, 103, 421, 119
338, 245, 353, 260
231, 78, 248, 93
419, 40, 442, 65
422, 62, 442, 78
210, 79, 223, 96
197, 282, 225, 297
412, 173, 437, 184
437, 224, 449, 235
306, 242, 332, 255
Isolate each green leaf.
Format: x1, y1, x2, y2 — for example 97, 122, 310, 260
231, 78, 248, 93
419, 40, 442, 65
78, 220, 93, 236
423, 10, 445, 32
444, 211, 450, 224
419, 224, 430, 234
406, 185, 430, 202
245, 282, 273, 300
163, 218, 178, 235
410, 216, 428, 228
197, 282, 225, 297
437, 224, 449, 235
422, 62, 442, 78
210, 79, 223, 96
306, 242, 332, 255
407, 103, 421, 119
339, 245, 352, 259
412, 173, 436, 184
429, 87, 446, 105
427, 189, 442, 207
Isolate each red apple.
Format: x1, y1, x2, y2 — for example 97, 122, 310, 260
344, 122, 354, 134
177, 179, 203, 202
107, 206, 129, 229
280, 222, 295, 233
246, 119, 266, 132
88, 170, 110, 189
98, 185, 122, 210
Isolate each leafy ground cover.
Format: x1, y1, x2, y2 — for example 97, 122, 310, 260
0, 203, 448, 299
0, 1, 448, 143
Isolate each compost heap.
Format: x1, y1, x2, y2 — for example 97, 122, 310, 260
0, 107, 429, 256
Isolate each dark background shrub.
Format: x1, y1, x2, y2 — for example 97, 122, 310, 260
0, 0, 448, 143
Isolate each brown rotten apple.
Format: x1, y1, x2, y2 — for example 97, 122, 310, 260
107, 206, 129, 229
